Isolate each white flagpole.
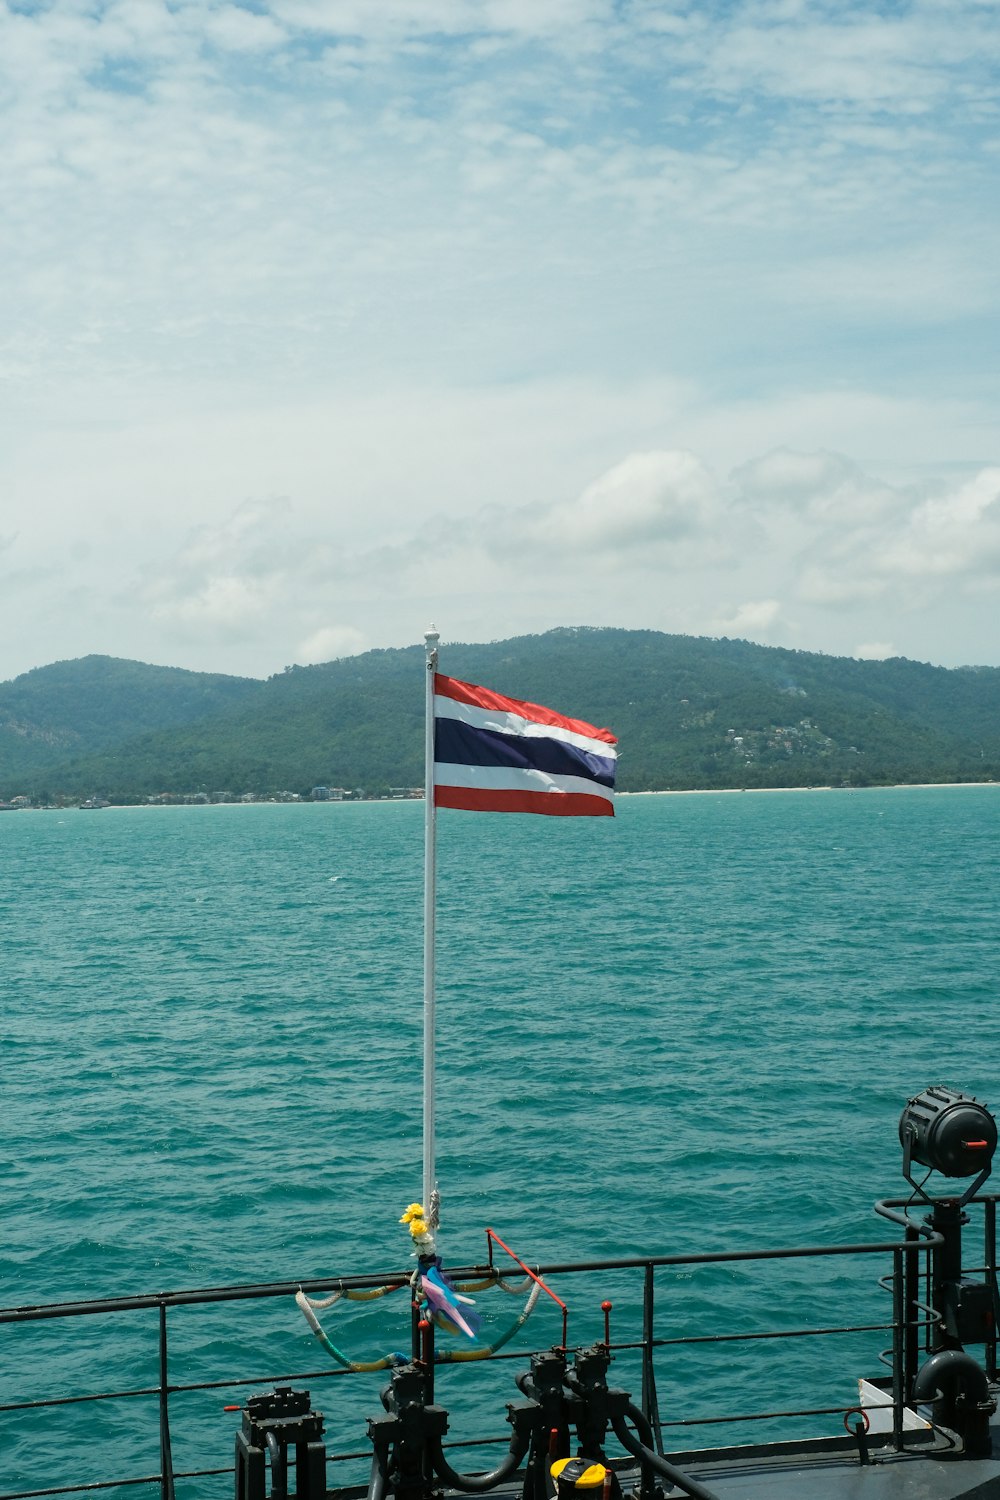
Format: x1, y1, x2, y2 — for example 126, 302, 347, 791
422, 625, 440, 1221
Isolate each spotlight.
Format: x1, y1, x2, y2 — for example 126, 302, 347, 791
897, 1089, 999, 1391
899, 1087, 996, 1179
899, 1087, 996, 1206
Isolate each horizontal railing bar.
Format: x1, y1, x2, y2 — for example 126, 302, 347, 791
660, 1403, 882, 1428
9, 1422, 539, 1497
1, 1475, 161, 1499
0, 1345, 567, 1421
0, 1367, 357, 1414
0, 1386, 160, 1414
3, 1222, 974, 1500
0, 1395, 887, 1500
540, 1241, 935, 1273
3, 1315, 907, 1420
0, 1427, 522, 1500
620, 1320, 895, 1350
0, 1234, 947, 1326
878, 1193, 1000, 1208
0, 1274, 413, 1324
162, 1365, 351, 1394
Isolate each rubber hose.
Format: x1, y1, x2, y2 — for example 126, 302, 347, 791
610, 1413, 721, 1500
622, 1401, 656, 1450
428, 1427, 532, 1492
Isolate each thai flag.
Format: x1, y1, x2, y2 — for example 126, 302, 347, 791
433, 674, 617, 817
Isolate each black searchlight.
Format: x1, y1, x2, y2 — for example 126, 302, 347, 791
900, 1087, 996, 1202
895, 1088, 1000, 1386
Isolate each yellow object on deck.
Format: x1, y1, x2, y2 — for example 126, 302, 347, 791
550, 1457, 608, 1493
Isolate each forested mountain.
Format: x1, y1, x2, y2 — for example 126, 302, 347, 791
3, 629, 1000, 802
0, 656, 260, 783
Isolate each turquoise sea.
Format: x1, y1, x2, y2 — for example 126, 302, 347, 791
3, 787, 1000, 1496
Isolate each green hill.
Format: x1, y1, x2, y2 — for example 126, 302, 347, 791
0, 656, 260, 783
3, 629, 1000, 802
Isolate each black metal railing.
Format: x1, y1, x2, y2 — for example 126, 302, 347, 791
3, 1198, 996, 1500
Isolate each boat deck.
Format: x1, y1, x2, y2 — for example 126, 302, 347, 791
321, 1426, 1000, 1500
638, 1430, 1000, 1499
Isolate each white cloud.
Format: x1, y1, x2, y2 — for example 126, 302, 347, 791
732, 448, 899, 524
878, 469, 1000, 578
203, 6, 288, 52
149, 572, 279, 637
795, 567, 887, 608
141, 499, 295, 642
734, 448, 854, 504
855, 641, 896, 661
1, 1, 999, 678
296, 625, 367, 662
790, 468, 1000, 630
268, 0, 610, 41
673, 8, 1000, 113
711, 599, 782, 637
518, 450, 723, 558
170, 499, 293, 572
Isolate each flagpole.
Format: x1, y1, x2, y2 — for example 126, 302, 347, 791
422, 625, 440, 1221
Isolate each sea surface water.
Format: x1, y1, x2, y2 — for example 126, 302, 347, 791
3, 787, 1000, 1496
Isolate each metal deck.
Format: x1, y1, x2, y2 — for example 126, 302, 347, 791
635, 1431, 1000, 1499
321, 1429, 1000, 1500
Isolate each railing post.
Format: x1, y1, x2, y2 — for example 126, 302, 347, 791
641, 1263, 664, 1455
158, 1302, 176, 1500
891, 1248, 904, 1452
903, 1224, 919, 1401
985, 1199, 998, 1383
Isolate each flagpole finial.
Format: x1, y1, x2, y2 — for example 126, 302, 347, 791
425, 624, 440, 648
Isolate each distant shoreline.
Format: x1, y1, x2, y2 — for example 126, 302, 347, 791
9, 779, 998, 812
624, 781, 999, 796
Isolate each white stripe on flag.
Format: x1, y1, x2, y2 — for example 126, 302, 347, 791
434, 693, 618, 760
433, 762, 615, 803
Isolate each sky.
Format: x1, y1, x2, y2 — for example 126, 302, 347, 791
2, 0, 999, 683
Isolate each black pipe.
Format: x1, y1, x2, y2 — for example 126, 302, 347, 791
265, 1430, 287, 1500
368, 1450, 389, 1500
428, 1428, 532, 1492
912, 1349, 996, 1457
611, 1407, 721, 1500
620, 1402, 655, 1449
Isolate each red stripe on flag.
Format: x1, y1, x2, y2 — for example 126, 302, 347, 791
435, 785, 614, 817
435, 674, 617, 746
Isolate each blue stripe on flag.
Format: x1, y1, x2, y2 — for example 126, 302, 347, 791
435, 718, 616, 788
